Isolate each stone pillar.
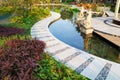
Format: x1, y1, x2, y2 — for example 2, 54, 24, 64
102, 4, 107, 17
78, 10, 94, 35
115, 0, 120, 19
84, 10, 92, 29
77, 6, 84, 27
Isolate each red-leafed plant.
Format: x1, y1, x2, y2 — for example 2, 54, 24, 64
0, 39, 46, 80
0, 26, 25, 38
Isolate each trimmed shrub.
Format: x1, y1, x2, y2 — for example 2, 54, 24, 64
0, 39, 46, 80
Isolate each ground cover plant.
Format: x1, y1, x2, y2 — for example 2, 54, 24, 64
0, 39, 46, 80
33, 54, 89, 80
0, 39, 89, 80
0, 26, 25, 38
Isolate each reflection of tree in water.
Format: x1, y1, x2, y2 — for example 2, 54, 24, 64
60, 8, 73, 20
71, 12, 78, 25
87, 35, 120, 63
75, 25, 81, 32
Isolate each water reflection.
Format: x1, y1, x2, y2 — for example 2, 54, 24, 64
81, 33, 92, 51
86, 34, 120, 63
76, 22, 120, 63
0, 14, 11, 20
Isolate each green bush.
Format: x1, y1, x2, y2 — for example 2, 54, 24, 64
97, 3, 104, 7
60, 7, 73, 19
105, 3, 112, 7
33, 54, 89, 80
11, 6, 50, 25
110, 5, 120, 12
54, 8, 61, 13
72, 8, 80, 13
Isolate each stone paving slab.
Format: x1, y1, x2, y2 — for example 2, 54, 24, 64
31, 12, 120, 80
81, 59, 106, 80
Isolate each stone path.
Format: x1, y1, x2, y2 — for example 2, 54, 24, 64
31, 12, 120, 80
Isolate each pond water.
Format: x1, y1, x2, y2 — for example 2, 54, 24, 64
0, 14, 11, 20
49, 11, 120, 63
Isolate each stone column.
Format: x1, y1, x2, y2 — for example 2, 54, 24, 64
79, 10, 94, 35
115, 0, 120, 19
77, 6, 84, 26
84, 10, 92, 29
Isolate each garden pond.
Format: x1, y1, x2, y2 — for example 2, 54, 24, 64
49, 9, 120, 63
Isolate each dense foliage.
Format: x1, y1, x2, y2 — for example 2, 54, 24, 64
0, 26, 25, 38
11, 6, 50, 25
61, 7, 73, 19
0, 1, 50, 45
62, 0, 76, 3
0, 39, 46, 80
72, 8, 80, 13
0, 0, 51, 35
77, 3, 100, 12
0, 6, 13, 15
33, 54, 89, 80
110, 5, 120, 13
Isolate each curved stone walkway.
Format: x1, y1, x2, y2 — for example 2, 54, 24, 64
31, 12, 120, 80
91, 17, 120, 37
104, 19, 120, 28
